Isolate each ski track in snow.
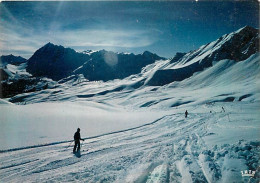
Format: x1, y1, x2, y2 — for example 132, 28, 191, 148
1, 103, 259, 182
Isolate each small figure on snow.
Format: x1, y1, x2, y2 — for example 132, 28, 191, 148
222, 106, 225, 112
73, 128, 84, 153
185, 110, 188, 118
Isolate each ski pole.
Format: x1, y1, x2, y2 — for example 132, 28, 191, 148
227, 113, 231, 122
81, 139, 84, 149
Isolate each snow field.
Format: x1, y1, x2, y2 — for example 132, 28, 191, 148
0, 102, 167, 150
0, 101, 259, 182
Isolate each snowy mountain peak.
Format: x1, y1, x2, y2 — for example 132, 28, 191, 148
235, 25, 258, 35
169, 26, 259, 69
219, 26, 259, 57
146, 26, 259, 86
81, 50, 97, 55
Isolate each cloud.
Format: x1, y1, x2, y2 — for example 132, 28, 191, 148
0, 1, 163, 58
1, 19, 157, 58
59, 29, 155, 47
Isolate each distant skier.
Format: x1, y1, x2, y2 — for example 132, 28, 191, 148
73, 128, 84, 153
185, 110, 188, 118
222, 106, 225, 112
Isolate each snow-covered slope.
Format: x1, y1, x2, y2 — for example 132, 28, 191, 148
0, 55, 28, 83
146, 26, 259, 86
8, 52, 259, 107
0, 62, 56, 98
4, 63, 31, 79
0, 26, 259, 182
0, 101, 259, 182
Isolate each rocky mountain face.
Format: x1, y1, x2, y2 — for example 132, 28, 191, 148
26, 43, 165, 81
146, 26, 259, 86
26, 43, 90, 81
0, 54, 27, 66
74, 50, 164, 81
0, 69, 9, 81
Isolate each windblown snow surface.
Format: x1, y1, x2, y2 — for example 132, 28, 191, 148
0, 51, 260, 182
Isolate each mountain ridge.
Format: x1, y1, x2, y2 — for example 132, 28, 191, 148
26, 43, 165, 81
146, 26, 259, 86
0, 54, 27, 67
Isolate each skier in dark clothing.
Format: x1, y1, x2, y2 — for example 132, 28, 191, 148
73, 128, 84, 153
185, 110, 188, 118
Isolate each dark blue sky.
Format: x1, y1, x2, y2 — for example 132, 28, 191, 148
0, 1, 259, 58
